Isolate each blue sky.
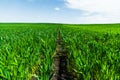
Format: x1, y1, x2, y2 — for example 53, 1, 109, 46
0, 0, 120, 23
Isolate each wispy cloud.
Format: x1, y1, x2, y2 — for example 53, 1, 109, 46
64, 0, 120, 23
54, 7, 60, 11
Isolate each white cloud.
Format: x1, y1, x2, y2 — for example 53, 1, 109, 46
64, 0, 120, 23
54, 7, 60, 11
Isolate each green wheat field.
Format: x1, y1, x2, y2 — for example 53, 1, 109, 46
0, 23, 120, 80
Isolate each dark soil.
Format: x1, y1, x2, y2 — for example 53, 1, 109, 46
31, 28, 76, 80
50, 28, 74, 80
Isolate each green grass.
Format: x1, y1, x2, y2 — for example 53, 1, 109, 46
0, 23, 60, 80
0, 23, 120, 80
61, 24, 120, 79
63, 24, 120, 34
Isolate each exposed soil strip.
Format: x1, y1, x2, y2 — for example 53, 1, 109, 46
31, 28, 75, 80
50, 28, 73, 80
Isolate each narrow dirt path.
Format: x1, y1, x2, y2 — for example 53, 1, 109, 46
50, 28, 74, 80
31, 27, 75, 80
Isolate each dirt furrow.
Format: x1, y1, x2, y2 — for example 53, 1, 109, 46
50, 28, 73, 80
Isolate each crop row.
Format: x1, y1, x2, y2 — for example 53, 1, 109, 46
61, 25, 120, 80
0, 24, 59, 80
